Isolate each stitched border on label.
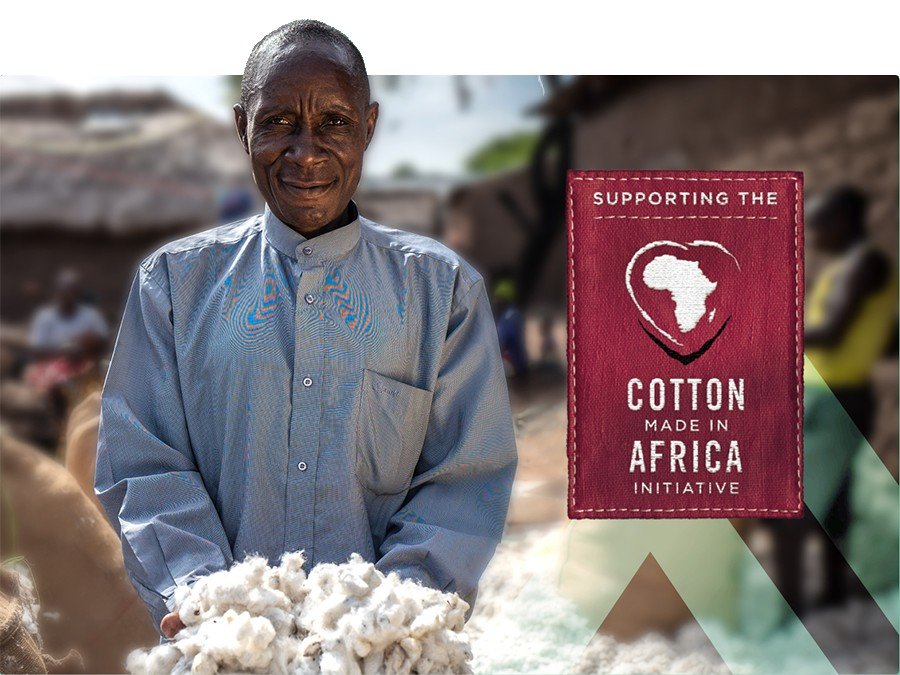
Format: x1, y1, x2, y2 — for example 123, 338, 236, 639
567, 174, 803, 515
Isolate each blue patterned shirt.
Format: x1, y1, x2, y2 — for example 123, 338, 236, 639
95, 203, 517, 630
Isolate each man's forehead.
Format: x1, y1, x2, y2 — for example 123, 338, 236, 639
248, 39, 366, 109
257, 40, 354, 84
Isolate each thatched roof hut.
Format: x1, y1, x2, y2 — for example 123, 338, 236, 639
1, 90, 252, 234
0, 90, 259, 323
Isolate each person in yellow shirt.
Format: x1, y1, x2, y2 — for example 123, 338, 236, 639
771, 186, 897, 616
806, 186, 897, 599
805, 186, 897, 411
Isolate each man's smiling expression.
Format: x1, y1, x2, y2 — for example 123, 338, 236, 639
234, 41, 378, 237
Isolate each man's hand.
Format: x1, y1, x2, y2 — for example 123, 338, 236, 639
160, 611, 186, 639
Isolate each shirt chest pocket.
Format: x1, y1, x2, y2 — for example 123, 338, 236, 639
355, 368, 434, 495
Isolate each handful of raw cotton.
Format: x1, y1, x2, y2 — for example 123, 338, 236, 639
127, 553, 471, 675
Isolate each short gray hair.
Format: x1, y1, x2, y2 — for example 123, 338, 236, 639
240, 19, 370, 109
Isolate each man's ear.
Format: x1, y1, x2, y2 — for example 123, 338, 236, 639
363, 101, 379, 150
234, 104, 249, 154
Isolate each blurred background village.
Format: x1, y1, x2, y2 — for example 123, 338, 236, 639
0, 75, 897, 673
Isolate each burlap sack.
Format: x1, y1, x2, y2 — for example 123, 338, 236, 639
0, 433, 158, 674
62, 391, 102, 513
1, 566, 48, 674
0, 566, 83, 674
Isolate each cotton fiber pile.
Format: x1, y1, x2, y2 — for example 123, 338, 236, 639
127, 553, 472, 675
466, 528, 728, 675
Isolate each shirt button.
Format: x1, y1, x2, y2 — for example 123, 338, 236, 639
297, 461, 308, 471
302, 376, 313, 387
304, 293, 316, 304
302, 246, 313, 255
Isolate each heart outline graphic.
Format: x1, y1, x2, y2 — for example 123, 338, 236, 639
625, 240, 740, 363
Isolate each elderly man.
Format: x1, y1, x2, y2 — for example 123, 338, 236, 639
95, 19, 517, 638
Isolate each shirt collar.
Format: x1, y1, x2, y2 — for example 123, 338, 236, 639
263, 201, 361, 261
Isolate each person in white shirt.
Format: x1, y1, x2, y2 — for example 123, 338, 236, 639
25, 268, 109, 435
29, 269, 108, 358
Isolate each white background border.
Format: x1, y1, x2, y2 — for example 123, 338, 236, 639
2, 0, 898, 76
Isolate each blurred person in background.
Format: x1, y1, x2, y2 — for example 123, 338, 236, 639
493, 277, 528, 377
769, 185, 897, 615
805, 186, 897, 435
534, 314, 564, 374
804, 185, 897, 603
24, 268, 108, 432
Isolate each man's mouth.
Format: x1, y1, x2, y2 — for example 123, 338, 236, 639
281, 179, 336, 197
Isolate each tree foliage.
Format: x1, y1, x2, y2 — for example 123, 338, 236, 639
390, 162, 419, 179
464, 130, 539, 175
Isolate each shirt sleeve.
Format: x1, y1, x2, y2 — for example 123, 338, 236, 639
84, 305, 110, 339
375, 275, 518, 612
95, 263, 234, 632
29, 308, 53, 350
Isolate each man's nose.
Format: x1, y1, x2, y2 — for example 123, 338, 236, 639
284, 127, 326, 165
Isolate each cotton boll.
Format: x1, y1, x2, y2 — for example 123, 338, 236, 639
305, 562, 340, 599
174, 630, 204, 661
444, 595, 468, 632
422, 636, 454, 672
236, 556, 269, 587
399, 636, 422, 663
278, 551, 308, 576
175, 587, 205, 627
245, 584, 291, 615
277, 552, 309, 601
339, 614, 374, 658
265, 636, 300, 675
337, 555, 380, 598
409, 603, 448, 638
189, 651, 218, 675
304, 594, 349, 635
215, 611, 275, 668
290, 655, 323, 675
372, 590, 406, 637
201, 558, 267, 613
339, 572, 372, 598
319, 644, 360, 675
127, 643, 182, 675
382, 644, 409, 674
261, 606, 296, 638
397, 589, 426, 625
170, 656, 195, 675
362, 652, 379, 674
452, 644, 473, 672
299, 634, 322, 658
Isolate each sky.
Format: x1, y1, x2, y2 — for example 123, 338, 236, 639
367, 76, 546, 177
0, 74, 547, 178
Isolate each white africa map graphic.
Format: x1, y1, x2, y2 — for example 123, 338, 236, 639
642, 255, 717, 333
625, 240, 740, 348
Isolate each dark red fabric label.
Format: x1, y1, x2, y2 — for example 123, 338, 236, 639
567, 171, 803, 518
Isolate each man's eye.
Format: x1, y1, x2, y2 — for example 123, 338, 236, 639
325, 117, 349, 126
267, 116, 291, 126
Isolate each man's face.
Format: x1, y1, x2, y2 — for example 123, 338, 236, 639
56, 278, 80, 312
809, 217, 842, 253
234, 41, 378, 236
809, 209, 852, 253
